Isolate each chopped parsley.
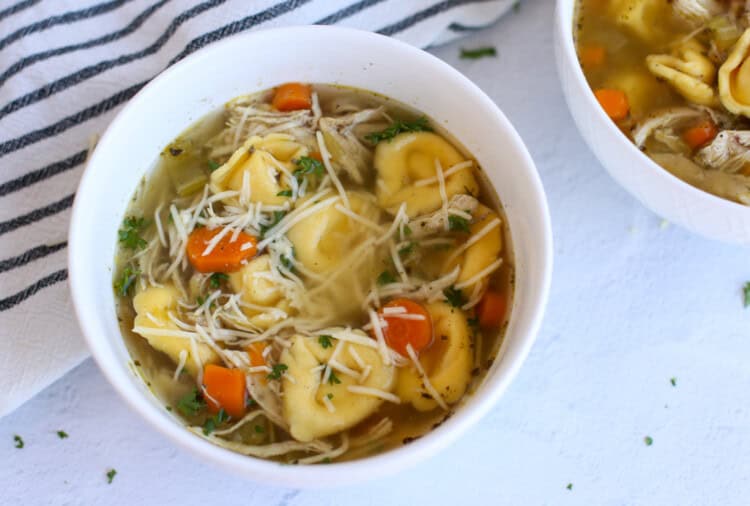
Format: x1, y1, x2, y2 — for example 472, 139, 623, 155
566, 483, 573, 490
177, 388, 206, 417
106, 469, 117, 484
277, 189, 293, 197
196, 295, 215, 310
318, 335, 333, 349
260, 211, 286, 238
207, 160, 220, 172
254, 425, 265, 433
448, 214, 471, 233
208, 272, 229, 289
293, 156, 325, 182
402, 224, 412, 237
670, 377, 677, 387
267, 363, 288, 381
460, 47, 497, 60
744, 282, 750, 308
377, 271, 397, 285
328, 370, 342, 385
365, 117, 432, 144
114, 265, 139, 297
202, 408, 229, 435
443, 285, 466, 307
280, 248, 296, 273
398, 242, 415, 257
56, 430, 69, 439
118, 216, 149, 250
644, 436, 653, 446
326, 393, 334, 400
467, 316, 480, 332
13, 435, 23, 449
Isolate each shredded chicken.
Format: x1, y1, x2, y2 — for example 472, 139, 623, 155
696, 130, 750, 173
409, 194, 481, 239
673, 0, 722, 26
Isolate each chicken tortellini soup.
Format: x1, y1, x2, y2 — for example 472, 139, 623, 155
114, 83, 513, 463
576, 0, 750, 204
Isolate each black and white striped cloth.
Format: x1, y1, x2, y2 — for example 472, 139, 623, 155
0, 0, 514, 417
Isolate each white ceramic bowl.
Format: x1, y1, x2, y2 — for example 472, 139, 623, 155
69, 26, 552, 487
555, 0, 750, 243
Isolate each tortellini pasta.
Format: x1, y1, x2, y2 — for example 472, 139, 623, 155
133, 285, 219, 376
396, 302, 473, 411
646, 39, 718, 107
210, 133, 308, 205
607, 0, 672, 43
281, 332, 396, 442
719, 28, 750, 118
603, 70, 665, 118
374, 132, 479, 217
229, 255, 295, 329
453, 205, 503, 296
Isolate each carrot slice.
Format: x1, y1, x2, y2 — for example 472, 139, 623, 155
272, 82, 312, 112
186, 227, 257, 273
378, 299, 433, 356
683, 120, 718, 150
476, 290, 506, 329
203, 364, 246, 419
247, 342, 268, 368
594, 88, 629, 121
580, 45, 606, 68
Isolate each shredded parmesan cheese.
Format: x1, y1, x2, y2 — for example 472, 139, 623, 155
406, 343, 448, 410
347, 385, 401, 404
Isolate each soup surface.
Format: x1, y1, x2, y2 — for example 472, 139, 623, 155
114, 82, 514, 463
576, 0, 750, 204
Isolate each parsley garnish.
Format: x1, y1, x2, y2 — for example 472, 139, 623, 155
670, 377, 677, 387
365, 117, 432, 144
267, 363, 288, 381
467, 316, 480, 332
208, 272, 229, 289
114, 265, 139, 297
106, 469, 117, 484
254, 425, 265, 433
118, 216, 149, 250
318, 335, 333, 349
743, 282, 750, 308
566, 483, 573, 490
402, 225, 412, 237
207, 160, 220, 172
202, 408, 229, 435
443, 285, 466, 307
644, 436, 653, 446
13, 435, 23, 449
328, 370, 341, 385
326, 393, 334, 400
260, 211, 286, 238
460, 47, 497, 59
57, 430, 68, 439
280, 248, 296, 273
293, 156, 325, 182
277, 189, 293, 197
177, 388, 206, 417
377, 271, 397, 285
448, 214, 471, 233
398, 242, 415, 257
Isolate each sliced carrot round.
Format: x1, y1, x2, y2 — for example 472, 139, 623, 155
247, 342, 268, 368
271, 82, 312, 112
594, 88, 629, 121
378, 298, 433, 356
476, 290, 506, 329
202, 364, 246, 419
186, 227, 257, 273
683, 120, 718, 150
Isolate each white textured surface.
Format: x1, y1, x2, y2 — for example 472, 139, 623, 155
3, 1, 750, 504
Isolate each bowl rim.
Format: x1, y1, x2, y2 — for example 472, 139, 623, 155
554, 0, 750, 217
68, 24, 553, 487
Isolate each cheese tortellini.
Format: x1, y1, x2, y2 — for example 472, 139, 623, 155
646, 39, 718, 107
608, 0, 672, 43
451, 205, 503, 297
133, 285, 219, 376
719, 28, 750, 119
210, 133, 308, 205
374, 132, 479, 217
229, 255, 295, 329
281, 331, 396, 442
396, 302, 473, 411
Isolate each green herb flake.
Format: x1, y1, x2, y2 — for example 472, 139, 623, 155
443, 285, 466, 307
203, 409, 229, 435
13, 435, 23, 449
467, 316, 480, 332
644, 436, 653, 446
168, 147, 183, 157
448, 214, 471, 233
670, 377, 677, 387
277, 189, 293, 197
566, 483, 573, 491
328, 370, 342, 385
365, 117, 432, 144
177, 388, 206, 417
398, 242, 415, 257
377, 271, 397, 286
260, 211, 286, 238
267, 363, 289, 381
118, 216, 149, 250
114, 265, 140, 297
318, 335, 333, 349
208, 160, 221, 172
208, 272, 229, 289
460, 47, 497, 60
293, 156, 325, 181
326, 393, 334, 400
402, 225, 412, 237
743, 282, 750, 308
56, 431, 69, 439
280, 249, 296, 273
254, 425, 265, 434
106, 469, 117, 484
322, 457, 332, 464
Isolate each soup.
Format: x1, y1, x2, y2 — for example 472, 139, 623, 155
575, 0, 750, 204
113, 83, 514, 463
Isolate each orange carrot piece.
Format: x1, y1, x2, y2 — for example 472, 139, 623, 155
683, 120, 718, 150
580, 45, 606, 67
594, 88, 629, 121
203, 364, 246, 419
247, 342, 268, 368
186, 227, 257, 273
378, 299, 433, 356
272, 82, 312, 112
476, 290, 506, 329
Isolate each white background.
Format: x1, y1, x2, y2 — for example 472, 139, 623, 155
3, 0, 750, 504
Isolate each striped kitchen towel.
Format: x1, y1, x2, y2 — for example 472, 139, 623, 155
0, 0, 516, 417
